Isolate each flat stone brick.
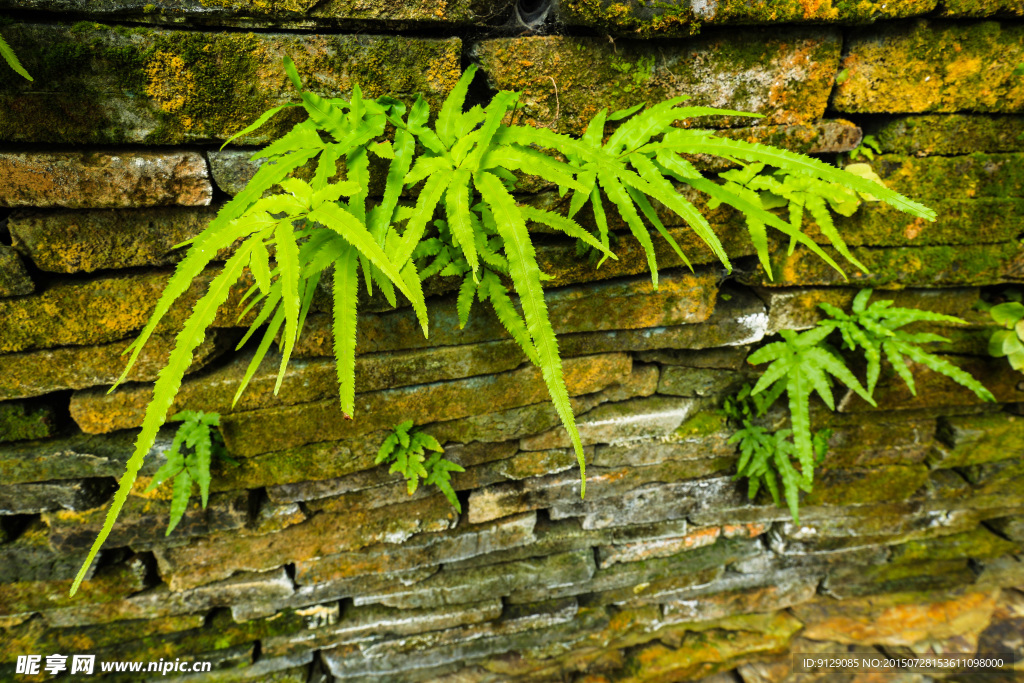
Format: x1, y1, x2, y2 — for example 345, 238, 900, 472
0, 23, 462, 145
0, 478, 113, 515
0, 152, 211, 208
0, 246, 32, 297
474, 30, 841, 135
0, 399, 58, 443
877, 115, 1024, 156
833, 20, 1024, 114
9, 207, 219, 273
0, 332, 223, 400
0, 519, 97, 584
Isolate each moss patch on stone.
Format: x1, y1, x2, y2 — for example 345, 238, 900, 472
876, 115, 1024, 155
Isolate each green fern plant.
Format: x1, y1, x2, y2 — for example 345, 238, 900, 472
69, 56, 936, 595
723, 385, 830, 523
735, 289, 994, 520
143, 411, 236, 536
846, 134, 881, 162
376, 420, 464, 511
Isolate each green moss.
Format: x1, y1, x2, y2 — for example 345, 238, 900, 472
890, 527, 1020, 563
876, 115, 1024, 155
0, 401, 57, 443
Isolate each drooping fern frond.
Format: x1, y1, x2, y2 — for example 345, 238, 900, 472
0, 32, 31, 81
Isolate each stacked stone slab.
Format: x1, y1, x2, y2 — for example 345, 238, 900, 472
0, 4, 1023, 682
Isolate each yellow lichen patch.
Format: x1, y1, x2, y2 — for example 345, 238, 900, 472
425, 50, 462, 95
144, 51, 196, 119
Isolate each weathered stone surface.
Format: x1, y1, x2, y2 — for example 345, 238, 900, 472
870, 153, 1024, 200
292, 512, 537, 587
0, 332, 223, 400
929, 412, 1024, 468
756, 286, 979, 334
0, 0, 499, 28
0, 152, 211, 208
794, 589, 999, 646
43, 569, 294, 627
208, 353, 631, 456
43, 490, 249, 553
0, 400, 58, 443
152, 495, 457, 590
559, 0, 934, 37
840, 355, 1022, 413
741, 241, 1024, 289
593, 411, 736, 468
0, 519, 97, 584
985, 515, 1024, 542
473, 30, 841, 135
877, 115, 1024, 156
658, 365, 748, 397
0, 427, 172, 485
800, 465, 929, 507
0, 478, 113, 515
834, 20, 1024, 114
520, 395, 702, 451
353, 550, 596, 609
816, 412, 935, 469
322, 598, 588, 677
824, 558, 976, 597
0, 557, 147, 616
0, 23, 462, 145
597, 523, 766, 568
9, 207, 219, 273
889, 526, 1019, 563
295, 268, 718, 358
661, 576, 817, 624
0, 246, 33, 297
207, 150, 265, 196
262, 600, 503, 659
638, 346, 751, 370
0, 267, 254, 354
2, 613, 207, 659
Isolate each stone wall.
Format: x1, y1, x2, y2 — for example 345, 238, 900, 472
1, 0, 1023, 681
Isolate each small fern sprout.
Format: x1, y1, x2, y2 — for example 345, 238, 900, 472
376, 421, 464, 512
143, 411, 236, 536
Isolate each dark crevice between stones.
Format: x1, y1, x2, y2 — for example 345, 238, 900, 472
455, 488, 473, 519
248, 487, 269, 529
307, 650, 334, 683
515, 0, 554, 30
0, 512, 37, 544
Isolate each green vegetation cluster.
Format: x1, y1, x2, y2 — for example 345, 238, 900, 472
69, 56, 937, 595
376, 421, 464, 512
726, 289, 994, 522
144, 410, 236, 536
982, 289, 1024, 371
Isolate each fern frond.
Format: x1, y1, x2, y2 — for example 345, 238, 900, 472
333, 244, 360, 417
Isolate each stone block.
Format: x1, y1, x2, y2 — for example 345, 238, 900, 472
261, 600, 503, 658
0, 23, 461, 145
2, 613, 207, 659
0, 399, 58, 443
740, 241, 1024, 289
215, 353, 630, 456
597, 522, 766, 568
929, 412, 1024, 468
42, 490, 249, 553
800, 465, 930, 507
0, 478, 114, 515
985, 515, 1024, 541
0, 332, 223, 400
0, 519, 97, 584
0, 267, 254, 355
0, 556, 147, 616
834, 20, 1024, 114
658, 366, 748, 397
793, 589, 999, 646
9, 207, 219, 273
473, 30, 841, 135
42, 569, 295, 627
353, 550, 596, 609
152, 494, 458, 590
519, 395, 703, 451
661, 576, 818, 624
0, 246, 33, 297
876, 115, 1024, 156
889, 526, 1020, 563
292, 512, 537, 586
0, 152, 211, 208
757, 286, 980, 334
0, 427, 172, 485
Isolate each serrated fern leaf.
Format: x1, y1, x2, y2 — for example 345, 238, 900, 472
897, 341, 996, 402
445, 168, 479, 276
437, 63, 476, 149
166, 469, 193, 536
333, 244, 360, 418
274, 218, 302, 394
475, 172, 586, 495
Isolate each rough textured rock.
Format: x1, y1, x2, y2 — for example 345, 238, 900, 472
0, 152, 211, 208
0, 478, 114, 515
0, 332, 223, 400
0, 23, 462, 145
473, 30, 842, 135
558, 0, 935, 37
0, 399, 58, 444
876, 114, 1024, 156
0, 245, 33, 297
9, 207, 219, 273
833, 20, 1024, 114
